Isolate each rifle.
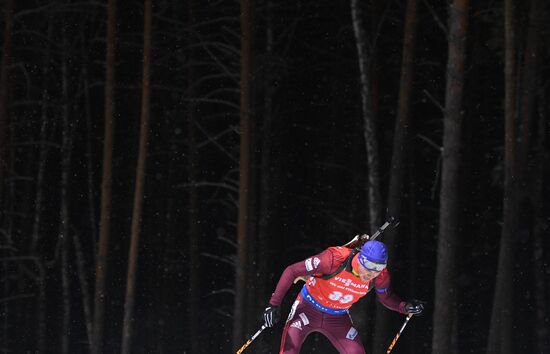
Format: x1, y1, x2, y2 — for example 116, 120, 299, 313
342, 216, 399, 248
293, 217, 399, 284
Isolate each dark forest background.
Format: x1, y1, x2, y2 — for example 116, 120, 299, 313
0, 0, 549, 353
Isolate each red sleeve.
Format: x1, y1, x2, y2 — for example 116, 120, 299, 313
373, 269, 407, 314
268, 249, 336, 306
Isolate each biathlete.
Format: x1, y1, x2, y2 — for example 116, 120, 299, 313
263, 240, 424, 354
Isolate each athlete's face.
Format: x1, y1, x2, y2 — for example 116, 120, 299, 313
356, 263, 382, 282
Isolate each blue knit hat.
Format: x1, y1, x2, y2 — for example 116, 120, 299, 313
358, 240, 387, 271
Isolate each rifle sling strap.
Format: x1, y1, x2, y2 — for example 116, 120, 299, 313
317, 248, 360, 280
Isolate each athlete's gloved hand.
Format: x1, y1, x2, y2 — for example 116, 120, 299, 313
404, 299, 425, 315
263, 305, 281, 327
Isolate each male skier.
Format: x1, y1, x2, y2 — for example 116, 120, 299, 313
263, 240, 424, 353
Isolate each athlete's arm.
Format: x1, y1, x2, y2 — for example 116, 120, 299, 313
268, 249, 335, 306
373, 269, 407, 313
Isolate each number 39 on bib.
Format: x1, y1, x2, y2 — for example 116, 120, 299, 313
328, 291, 354, 304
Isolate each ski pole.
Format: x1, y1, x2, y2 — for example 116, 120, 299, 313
236, 324, 267, 354
386, 313, 413, 354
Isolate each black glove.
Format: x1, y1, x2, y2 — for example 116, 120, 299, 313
263, 305, 281, 327
404, 299, 425, 315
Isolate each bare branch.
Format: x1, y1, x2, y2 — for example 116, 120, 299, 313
194, 120, 238, 163
0, 293, 35, 304
201, 252, 235, 267
416, 134, 443, 151
196, 127, 236, 149
205, 288, 235, 297
422, 89, 445, 113
422, 0, 448, 36
177, 181, 239, 194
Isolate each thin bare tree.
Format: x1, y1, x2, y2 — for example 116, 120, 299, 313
256, 0, 276, 349
517, 0, 543, 173
121, 0, 152, 352
486, 0, 517, 352
350, 0, 382, 233
59, 28, 73, 354
70, 25, 98, 349
349, 1, 381, 347
374, 1, 419, 352
385, 0, 418, 250
532, 88, 547, 353
233, 0, 254, 348
432, 0, 470, 353
517, 2, 544, 351
0, 0, 14, 206
30, 16, 54, 354
82, 36, 98, 267
186, 0, 200, 352
92, 0, 117, 352
0, 0, 15, 349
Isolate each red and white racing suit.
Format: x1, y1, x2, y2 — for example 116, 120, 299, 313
269, 247, 407, 354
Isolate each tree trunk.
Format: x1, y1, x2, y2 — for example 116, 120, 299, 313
233, 0, 254, 348
82, 39, 98, 267
60, 30, 73, 354
516, 0, 544, 348
256, 1, 275, 351
60, 198, 71, 354
385, 0, 418, 252
121, 0, 152, 352
532, 90, 547, 352
0, 0, 14, 348
244, 0, 274, 337
1, 261, 8, 349
350, 0, 382, 233
73, 229, 94, 347
30, 17, 53, 354
517, 0, 543, 174
350, 2, 381, 347
515, 1, 543, 280
184, 105, 200, 353
36, 262, 46, 354
432, 1, 469, 353
157, 135, 175, 353
374, 1, 418, 351
185, 0, 201, 352
407, 138, 418, 354
92, 0, 116, 352
245, 121, 259, 338
486, 0, 517, 353
73, 27, 95, 350
0, 0, 14, 208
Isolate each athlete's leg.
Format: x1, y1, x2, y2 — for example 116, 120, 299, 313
319, 313, 366, 354
279, 296, 322, 354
